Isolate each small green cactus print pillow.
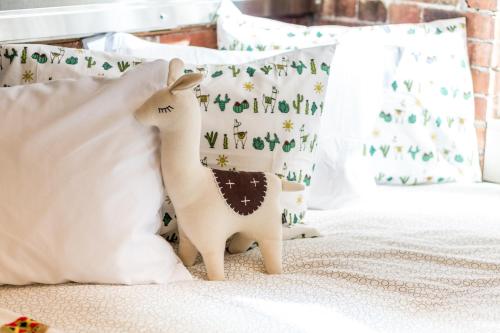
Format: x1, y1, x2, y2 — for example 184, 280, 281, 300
362, 19, 481, 185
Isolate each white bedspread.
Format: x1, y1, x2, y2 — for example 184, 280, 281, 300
1, 183, 499, 333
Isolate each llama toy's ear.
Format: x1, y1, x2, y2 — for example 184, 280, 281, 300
169, 73, 204, 94
168, 58, 185, 86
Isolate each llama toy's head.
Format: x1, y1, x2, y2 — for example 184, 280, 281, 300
135, 58, 203, 131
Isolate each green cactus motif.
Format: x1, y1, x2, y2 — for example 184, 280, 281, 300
408, 114, 417, 124
399, 176, 410, 185
391, 81, 398, 91
223, 134, 229, 149
253, 98, 259, 113
309, 134, 317, 153
287, 171, 297, 182
233, 100, 249, 113
320, 62, 330, 75
404, 80, 413, 92
252, 137, 265, 150
31, 52, 48, 64
293, 94, 304, 114
320, 102, 324, 115
305, 100, 310, 115
408, 146, 420, 160
228, 65, 241, 77
435, 117, 442, 127
260, 65, 272, 75
435, 27, 443, 35
265, 132, 280, 151
21, 47, 27, 64
454, 154, 464, 163
162, 212, 173, 226
310, 59, 317, 74
3, 48, 18, 64
379, 145, 391, 158
84, 56, 96, 68
291, 61, 307, 75
204, 131, 218, 148
117, 61, 130, 73
303, 175, 311, 186
446, 25, 457, 32
102, 62, 112, 70
65, 56, 78, 65
379, 111, 393, 123
282, 139, 296, 152
369, 145, 376, 156
463, 91, 472, 100
214, 94, 231, 111
423, 109, 431, 126
278, 100, 290, 113
246, 67, 256, 77
447, 117, 455, 128
440, 87, 449, 96
256, 44, 266, 51
211, 70, 223, 78
375, 173, 385, 182
311, 102, 318, 116
422, 152, 434, 162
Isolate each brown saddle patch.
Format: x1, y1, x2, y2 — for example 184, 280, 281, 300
212, 169, 267, 216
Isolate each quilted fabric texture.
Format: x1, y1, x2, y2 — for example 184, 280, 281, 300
1, 182, 499, 332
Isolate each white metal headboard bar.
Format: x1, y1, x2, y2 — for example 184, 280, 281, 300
0, 0, 228, 43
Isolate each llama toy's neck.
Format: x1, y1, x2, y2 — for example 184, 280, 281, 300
160, 110, 206, 208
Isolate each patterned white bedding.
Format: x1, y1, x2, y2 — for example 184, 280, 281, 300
1, 183, 499, 333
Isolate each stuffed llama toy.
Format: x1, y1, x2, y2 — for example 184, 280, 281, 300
135, 59, 304, 281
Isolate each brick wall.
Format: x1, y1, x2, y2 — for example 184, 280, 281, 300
321, 0, 499, 167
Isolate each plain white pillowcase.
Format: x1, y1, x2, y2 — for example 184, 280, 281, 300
0, 60, 191, 285
83, 33, 385, 209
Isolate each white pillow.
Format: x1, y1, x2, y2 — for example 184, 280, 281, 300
0, 60, 191, 285
216, 2, 481, 186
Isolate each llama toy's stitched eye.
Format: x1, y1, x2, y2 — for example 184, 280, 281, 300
158, 105, 174, 113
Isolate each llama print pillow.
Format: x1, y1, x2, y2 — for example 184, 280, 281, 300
159, 45, 335, 240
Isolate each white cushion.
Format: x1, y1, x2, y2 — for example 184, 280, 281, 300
0, 60, 191, 285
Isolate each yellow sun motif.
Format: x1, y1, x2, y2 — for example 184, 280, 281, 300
431, 133, 437, 141
283, 119, 294, 132
22, 70, 34, 83
243, 82, 254, 91
216, 155, 229, 167
372, 129, 380, 137
296, 195, 304, 205
314, 82, 324, 94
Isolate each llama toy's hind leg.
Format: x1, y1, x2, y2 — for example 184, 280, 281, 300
228, 233, 255, 254
258, 239, 283, 275
178, 228, 199, 267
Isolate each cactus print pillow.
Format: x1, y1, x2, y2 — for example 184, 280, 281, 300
0, 43, 335, 240
217, 3, 481, 185
217, 0, 347, 52
0, 44, 144, 86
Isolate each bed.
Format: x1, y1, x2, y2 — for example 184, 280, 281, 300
1, 183, 499, 333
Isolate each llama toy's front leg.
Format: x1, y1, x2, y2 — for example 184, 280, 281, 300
258, 239, 283, 275
201, 249, 225, 281
178, 227, 199, 267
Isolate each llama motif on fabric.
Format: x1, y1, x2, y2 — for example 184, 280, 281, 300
212, 169, 267, 216
1, 317, 48, 333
